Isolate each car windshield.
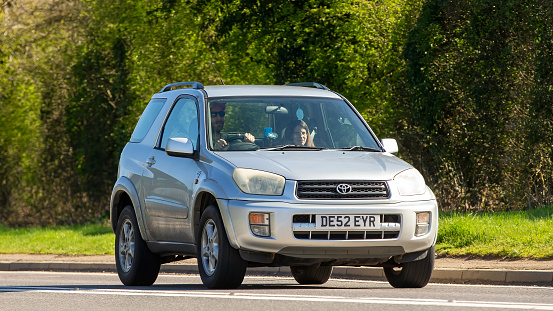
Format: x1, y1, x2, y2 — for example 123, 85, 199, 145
207, 97, 381, 151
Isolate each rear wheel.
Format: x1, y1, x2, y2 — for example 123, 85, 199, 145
197, 205, 247, 289
291, 265, 333, 285
115, 205, 161, 286
384, 245, 435, 288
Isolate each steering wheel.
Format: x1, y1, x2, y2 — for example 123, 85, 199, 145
224, 136, 259, 151
226, 136, 246, 143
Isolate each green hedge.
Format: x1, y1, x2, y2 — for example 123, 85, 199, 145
0, 0, 551, 225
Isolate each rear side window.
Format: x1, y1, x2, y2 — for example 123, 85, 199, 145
130, 98, 166, 143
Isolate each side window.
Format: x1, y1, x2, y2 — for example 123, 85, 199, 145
130, 98, 166, 143
160, 98, 199, 149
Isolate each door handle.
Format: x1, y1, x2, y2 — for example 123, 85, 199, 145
146, 156, 156, 167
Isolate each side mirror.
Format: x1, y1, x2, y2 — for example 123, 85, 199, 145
380, 138, 398, 154
166, 137, 195, 158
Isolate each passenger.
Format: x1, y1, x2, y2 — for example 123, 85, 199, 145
286, 120, 314, 147
210, 102, 255, 150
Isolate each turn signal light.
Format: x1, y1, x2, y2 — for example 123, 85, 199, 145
250, 213, 269, 224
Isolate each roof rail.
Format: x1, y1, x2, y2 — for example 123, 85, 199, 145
159, 82, 205, 93
284, 82, 330, 90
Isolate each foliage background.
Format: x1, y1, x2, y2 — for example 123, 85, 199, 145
0, 0, 551, 226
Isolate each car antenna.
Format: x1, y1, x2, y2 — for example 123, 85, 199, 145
211, 62, 225, 85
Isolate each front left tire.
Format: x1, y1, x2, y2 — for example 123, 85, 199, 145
383, 245, 435, 288
115, 205, 161, 286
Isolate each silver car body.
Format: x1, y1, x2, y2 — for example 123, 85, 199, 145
111, 83, 438, 267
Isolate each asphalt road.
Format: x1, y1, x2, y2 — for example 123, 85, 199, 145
1, 271, 553, 311
2, 254, 553, 284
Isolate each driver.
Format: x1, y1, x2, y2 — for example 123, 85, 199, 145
210, 102, 255, 150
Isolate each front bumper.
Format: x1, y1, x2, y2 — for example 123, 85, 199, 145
220, 199, 438, 261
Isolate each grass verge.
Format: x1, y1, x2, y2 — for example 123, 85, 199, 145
0, 223, 113, 255
438, 206, 553, 258
1, 206, 553, 258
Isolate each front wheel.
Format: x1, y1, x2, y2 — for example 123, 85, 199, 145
197, 205, 247, 289
291, 265, 333, 285
115, 205, 161, 286
384, 245, 435, 288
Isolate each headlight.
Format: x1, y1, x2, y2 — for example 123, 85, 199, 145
232, 168, 285, 195
395, 169, 426, 196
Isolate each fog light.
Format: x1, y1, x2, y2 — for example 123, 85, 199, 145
249, 213, 270, 237
415, 212, 430, 237
250, 225, 270, 237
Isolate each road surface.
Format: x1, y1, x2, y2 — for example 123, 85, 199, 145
1, 271, 553, 310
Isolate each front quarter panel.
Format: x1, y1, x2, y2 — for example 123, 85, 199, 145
192, 158, 241, 248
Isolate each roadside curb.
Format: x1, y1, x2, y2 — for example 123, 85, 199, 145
1, 262, 552, 284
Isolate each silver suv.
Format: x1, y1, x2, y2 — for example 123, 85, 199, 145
110, 82, 438, 289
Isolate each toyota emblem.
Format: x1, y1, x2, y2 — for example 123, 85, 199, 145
336, 184, 352, 194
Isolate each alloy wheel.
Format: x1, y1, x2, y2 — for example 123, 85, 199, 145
201, 219, 219, 276
118, 219, 135, 273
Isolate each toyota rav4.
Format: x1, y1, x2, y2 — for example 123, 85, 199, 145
110, 82, 438, 289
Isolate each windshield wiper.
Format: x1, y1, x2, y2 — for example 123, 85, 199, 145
340, 146, 382, 152
260, 145, 326, 151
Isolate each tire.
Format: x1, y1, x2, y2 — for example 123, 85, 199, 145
197, 205, 247, 289
115, 205, 161, 286
291, 265, 333, 285
384, 245, 435, 288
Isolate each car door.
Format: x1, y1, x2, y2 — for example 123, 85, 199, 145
141, 96, 199, 243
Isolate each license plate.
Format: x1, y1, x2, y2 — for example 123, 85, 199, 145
315, 215, 380, 230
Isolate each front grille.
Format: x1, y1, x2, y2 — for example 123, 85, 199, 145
296, 181, 389, 200
293, 231, 400, 240
292, 214, 401, 240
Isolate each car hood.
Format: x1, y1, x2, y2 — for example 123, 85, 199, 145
216, 150, 413, 180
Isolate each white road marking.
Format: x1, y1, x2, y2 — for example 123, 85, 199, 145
1, 286, 553, 309
332, 277, 553, 290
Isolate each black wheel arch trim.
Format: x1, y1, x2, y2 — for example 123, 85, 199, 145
110, 176, 150, 241
393, 246, 432, 264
